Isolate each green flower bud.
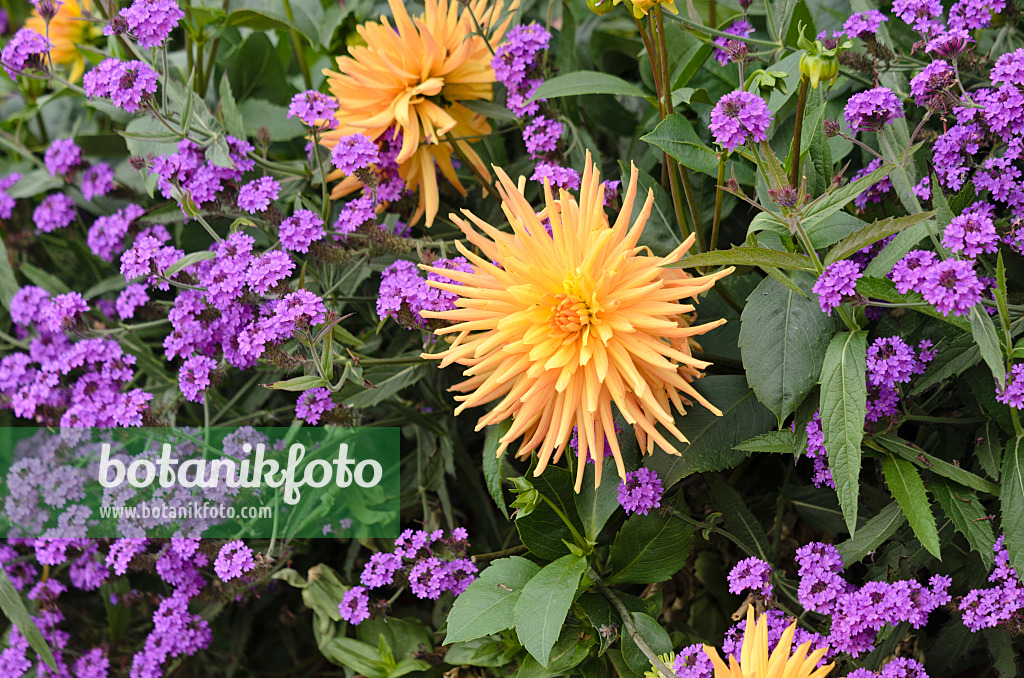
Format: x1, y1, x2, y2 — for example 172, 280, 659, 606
586, 0, 617, 15
509, 476, 540, 518
794, 22, 851, 88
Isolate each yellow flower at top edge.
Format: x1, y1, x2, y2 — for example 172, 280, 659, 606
321, 0, 514, 227
419, 152, 733, 491
25, 0, 92, 82
704, 607, 835, 678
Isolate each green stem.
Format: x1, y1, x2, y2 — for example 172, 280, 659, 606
472, 545, 528, 563
590, 568, 676, 678
790, 76, 809, 189
354, 356, 427, 366
708, 0, 716, 27
710, 154, 726, 252
666, 157, 693, 243
902, 414, 987, 425
679, 166, 704, 251
664, 507, 756, 557
312, 128, 331, 225
281, 0, 313, 89
668, 13, 781, 47
538, 493, 587, 548
1012, 410, 1023, 438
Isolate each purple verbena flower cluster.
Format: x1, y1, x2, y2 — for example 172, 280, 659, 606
803, 412, 834, 489
377, 257, 472, 330
214, 540, 256, 581
890, 251, 985, 316
710, 90, 772, 152
812, 259, 862, 315
148, 137, 254, 214
959, 535, 1024, 631
617, 467, 664, 515
44, 138, 82, 178
713, 19, 754, 64
728, 557, 773, 598
843, 10, 888, 38
83, 58, 160, 113
109, 0, 185, 48
237, 176, 280, 214
845, 87, 904, 133
287, 90, 339, 130
1, 28, 50, 79
295, 387, 336, 424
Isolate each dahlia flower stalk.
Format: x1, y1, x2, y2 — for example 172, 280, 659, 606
322, 0, 514, 226
420, 152, 733, 490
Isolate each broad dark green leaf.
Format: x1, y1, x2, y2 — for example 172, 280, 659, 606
641, 114, 719, 176
738, 272, 833, 424
970, 305, 1006, 390
516, 467, 585, 560
575, 452, 621, 543
20, 262, 70, 294
516, 629, 592, 678
607, 510, 693, 584
984, 629, 1019, 678
836, 501, 905, 564
669, 246, 818, 272
824, 213, 935, 266
929, 476, 996, 567
705, 473, 772, 561
226, 0, 324, 48
733, 430, 797, 454
819, 331, 868, 534
444, 556, 540, 643
976, 422, 1002, 481
621, 613, 672, 675
646, 376, 776, 488
1001, 436, 1024, 577
513, 554, 588, 666
0, 569, 55, 669
910, 331, 983, 395
531, 71, 650, 100
482, 421, 512, 520
882, 456, 941, 559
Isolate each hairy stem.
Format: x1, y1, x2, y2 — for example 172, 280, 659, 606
790, 76, 809, 189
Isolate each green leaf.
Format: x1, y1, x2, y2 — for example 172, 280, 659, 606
819, 331, 868, 534
516, 629, 592, 677
705, 474, 772, 561
482, 421, 512, 521
1001, 436, 1024, 577
444, 556, 541, 644
738, 272, 833, 425
621, 613, 672, 675
0, 236, 20, 310
875, 434, 1000, 496
226, 0, 324, 48
646, 376, 776, 488
575, 451, 621, 542
669, 246, 818, 272
20, 262, 70, 294
996, 252, 1011, 339
264, 375, 329, 391
929, 476, 996, 568
345, 365, 427, 408
802, 163, 892, 228
531, 71, 649, 100
824, 213, 935, 266
641, 114, 719, 176
976, 422, 1002, 481
513, 554, 588, 666
238, 99, 306, 141
164, 250, 217, 278
321, 637, 388, 677
984, 629, 1019, 678
865, 219, 940, 278
855, 276, 970, 332
910, 331, 983, 395
836, 501, 905, 564
0, 569, 55, 669
882, 456, 941, 559
516, 467, 585, 560
970, 305, 1006, 391
607, 509, 693, 584
733, 430, 797, 454
218, 77, 246, 141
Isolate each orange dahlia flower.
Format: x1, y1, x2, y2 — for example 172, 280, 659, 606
26, 0, 91, 82
420, 152, 733, 490
322, 0, 513, 227
704, 607, 834, 678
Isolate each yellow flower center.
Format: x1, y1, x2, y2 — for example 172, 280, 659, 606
551, 292, 591, 333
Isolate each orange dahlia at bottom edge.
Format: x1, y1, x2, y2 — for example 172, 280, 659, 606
420, 152, 734, 491
704, 607, 834, 678
321, 0, 513, 227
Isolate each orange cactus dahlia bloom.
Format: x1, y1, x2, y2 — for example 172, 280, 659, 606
25, 0, 92, 82
322, 0, 513, 227
704, 607, 834, 678
420, 152, 734, 490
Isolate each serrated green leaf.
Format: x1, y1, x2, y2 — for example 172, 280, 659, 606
976, 422, 1002, 481
669, 246, 818, 272
875, 434, 1000, 496
824, 212, 935, 266
820, 331, 868, 534
929, 476, 995, 567
0, 569, 55, 669
607, 509, 693, 584
265, 375, 328, 391
1001, 436, 1024, 578
483, 421, 512, 521
513, 554, 587, 666
836, 501, 904, 564
531, 71, 650, 100
738, 272, 833, 425
733, 430, 797, 454
444, 556, 540, 644
971, 305, 1006, 390
882, 456, 941, 559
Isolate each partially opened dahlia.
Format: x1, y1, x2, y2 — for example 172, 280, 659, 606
322, 0, 513, 226
421, 152, 733, 490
